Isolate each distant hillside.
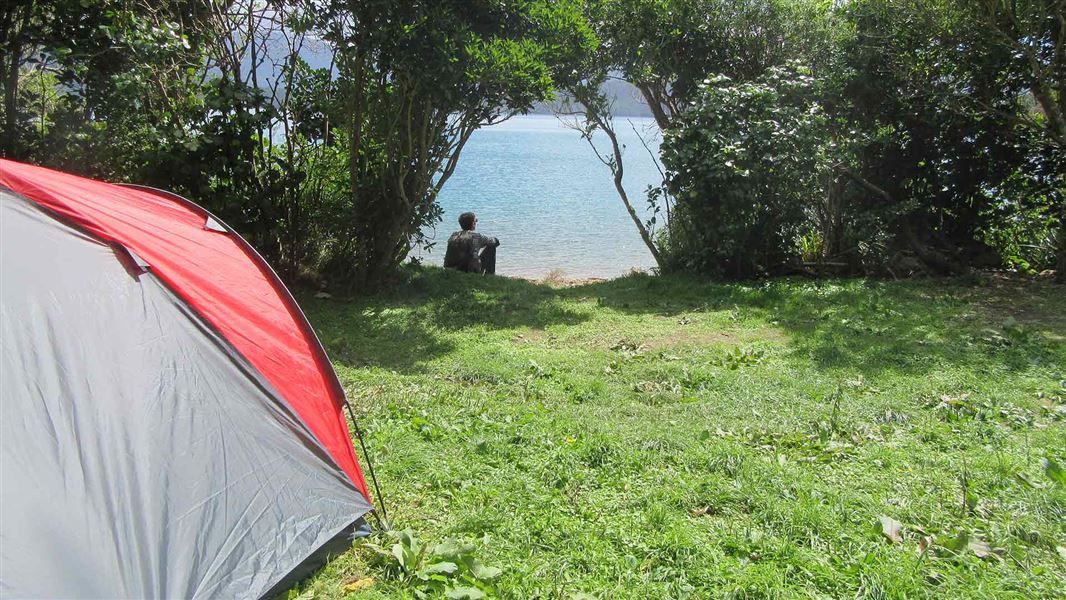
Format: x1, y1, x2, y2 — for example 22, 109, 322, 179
531, 78, 652, 118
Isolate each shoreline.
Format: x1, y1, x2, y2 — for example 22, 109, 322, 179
514, 266, 650, 287
518, 274, 609, 287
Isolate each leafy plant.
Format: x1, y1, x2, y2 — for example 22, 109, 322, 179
611, 339, 647, 359
309, 0, 594, 288
659, 63, 829, 278
718, 347, 767, 370
797, 229, 826, 263
1044, 457, 1066, 486
813, 385, 846, 440
361, 529, 502, 599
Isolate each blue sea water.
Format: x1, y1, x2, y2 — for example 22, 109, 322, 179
414, 115, 664, 279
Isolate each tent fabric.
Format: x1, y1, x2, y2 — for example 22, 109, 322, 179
0, 190, 372, 598
0, 159, 369, 500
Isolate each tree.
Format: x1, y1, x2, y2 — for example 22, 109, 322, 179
0, 0, 210, 164
142, 0, 347, 280
967, 0, 1064, 148
659, 65, 829, 278
555, 14, 667, 270
646, 0, 1056, 278
559, 84, 667, 270
829, 0, 1058, 276
596, 0, 830, 129
965, 0, 1065, 280
561, 0, 832, 274
308, 0, 594, 289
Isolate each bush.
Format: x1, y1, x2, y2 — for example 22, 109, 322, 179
659, 64, 829, 278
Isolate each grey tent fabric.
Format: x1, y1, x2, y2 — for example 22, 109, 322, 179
0, 191, 372, 599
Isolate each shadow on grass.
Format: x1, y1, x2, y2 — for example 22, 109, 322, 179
579, 272, 1061, 375
568, 273, 1065, 378
302, 266, 1064, 377
300, 267, 592, 372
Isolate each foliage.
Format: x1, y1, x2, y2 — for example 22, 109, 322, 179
647, 0, 1064, 278
561, 0, 829, 272
308, 0, 595, 289
361, 530, 502, 599
0, 0, 209, 170
962, 0, 1066, 279
964, 0, 1065, 150
1, 0, 595, 288
0, 0, 321, 271
825, 0, 1032, 274
660, 64, 830, 278
2, 0, 1062, 287
594, 0, 829, 128
980, 173, 1063, 274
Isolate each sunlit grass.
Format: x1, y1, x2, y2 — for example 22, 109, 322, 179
289, 268, 1065, 599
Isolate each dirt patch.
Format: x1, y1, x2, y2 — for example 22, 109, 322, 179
511, 327, 550, 344
519, 274, 608, 288
518, 267, 649, 287
970, 273, 1066, 338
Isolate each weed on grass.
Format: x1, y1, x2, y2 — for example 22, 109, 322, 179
286, 269, 1066, 599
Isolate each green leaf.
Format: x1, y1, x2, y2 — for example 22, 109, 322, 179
937, 531, 969, 553
361, 542, 393, 558
471, 562, 502, 580
1044, 458, 1066, 486
445, 586, 487, 599
423, 561, 458, 575
433, 539, 462, 558
1014, 472, 1041, 488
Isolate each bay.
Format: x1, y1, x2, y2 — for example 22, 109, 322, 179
414, 115, 664, 279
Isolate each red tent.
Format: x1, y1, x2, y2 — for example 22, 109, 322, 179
1, 159, 374, 598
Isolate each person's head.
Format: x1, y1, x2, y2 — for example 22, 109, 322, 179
458, 212, 477, 231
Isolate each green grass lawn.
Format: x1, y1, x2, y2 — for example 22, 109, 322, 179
289, 268, 1065, 599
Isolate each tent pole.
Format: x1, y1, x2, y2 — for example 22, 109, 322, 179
345, 402, 389, 530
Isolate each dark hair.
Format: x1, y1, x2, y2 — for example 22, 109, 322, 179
458, 212, 476, 231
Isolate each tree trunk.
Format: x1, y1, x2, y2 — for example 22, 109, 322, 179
902, 224, 971, 276
835, 164, 972, 276
568, 83, 666, 271
599, 117, 665, 270
1, 8, 23, 158
636, 83, 672, 130
1056, 216, 1066, 284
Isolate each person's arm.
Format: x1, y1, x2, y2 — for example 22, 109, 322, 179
474, 232, 499, 249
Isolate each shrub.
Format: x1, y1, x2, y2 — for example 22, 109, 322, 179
659, 64, 829, 278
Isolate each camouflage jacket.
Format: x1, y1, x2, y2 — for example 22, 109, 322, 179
443, 230, 499, 272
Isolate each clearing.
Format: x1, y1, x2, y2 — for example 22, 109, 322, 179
290, 269, 1065, 599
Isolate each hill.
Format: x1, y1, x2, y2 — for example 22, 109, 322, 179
531, 78, 653, 118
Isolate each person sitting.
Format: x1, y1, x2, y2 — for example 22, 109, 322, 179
443, 211, 500, 275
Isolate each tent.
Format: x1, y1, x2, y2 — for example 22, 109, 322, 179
0, 159, 375, 599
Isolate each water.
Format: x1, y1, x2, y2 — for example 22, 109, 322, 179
415, 115, 664, 279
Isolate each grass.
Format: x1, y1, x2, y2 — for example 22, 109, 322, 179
288, 267, 1065, 599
